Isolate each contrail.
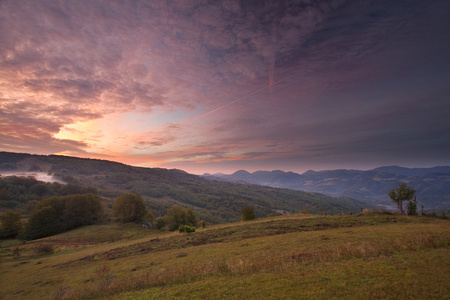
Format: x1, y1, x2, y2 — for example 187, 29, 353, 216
269, 59, 275, 95
197, 76, 285, 120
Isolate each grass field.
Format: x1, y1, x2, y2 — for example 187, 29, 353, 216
1, 213, 449, 299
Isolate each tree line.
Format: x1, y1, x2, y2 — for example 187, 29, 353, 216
0, 176, 97, 209
1, 193, 103, 239
1, 181, 428, 241
0, 192, 203, 240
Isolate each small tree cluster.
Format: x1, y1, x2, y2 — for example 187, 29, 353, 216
164, 205, 197, 231
23, 193, 103, 240
0, 176, 98, 209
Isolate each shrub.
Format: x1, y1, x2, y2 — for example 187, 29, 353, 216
185, 225, 195, 233
33, 244, 54, 256
198, 220, 206, 228
179, 224, 195, 233
12, 247, 20, 258
407, 197, 418, 216
155, 217, 166, 230
241, 205, 255, 221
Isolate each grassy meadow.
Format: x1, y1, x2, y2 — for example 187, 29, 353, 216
1, 213, 449, 299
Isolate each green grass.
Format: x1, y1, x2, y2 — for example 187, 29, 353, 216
1, 214, 449, 299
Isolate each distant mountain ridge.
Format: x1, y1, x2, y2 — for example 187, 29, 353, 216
203, 166, 450, 211
0, 152, 372, 223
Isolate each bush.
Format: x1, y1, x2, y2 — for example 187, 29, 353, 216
407, 197, 418, 216
179, 224, 195, 233
198, 220, 206, 228
155, 217, 166, 230
33, 244, 54, 256
241, 205, 255, 221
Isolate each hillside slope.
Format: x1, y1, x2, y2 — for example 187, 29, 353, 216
0, 152, 371, 222
1, 214, 449, 299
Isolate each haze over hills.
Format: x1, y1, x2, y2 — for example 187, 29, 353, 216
0, 152, 371, 223
203, 167, 450, 211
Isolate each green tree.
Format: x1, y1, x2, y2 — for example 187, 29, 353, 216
22, 194, 103, 240
407, 197, 418, 216
0, 211, 22, 239
164, 206, 197, 231
62, 194, 103, 229
388, 183, 416, 215
241, 205, 256, 221
112, 193, 147, 223
155, 217, 166, 230
24, 206, 59, 240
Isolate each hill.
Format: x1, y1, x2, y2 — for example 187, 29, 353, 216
1, 213, 449, 299
0, 152, 371, 223
203, 166, 450, 211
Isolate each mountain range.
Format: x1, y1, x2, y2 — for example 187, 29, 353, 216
203, 166, 450, 211
0, 152, 371, 223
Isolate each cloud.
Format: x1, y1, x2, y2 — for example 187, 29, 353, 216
1, 0, 449, 173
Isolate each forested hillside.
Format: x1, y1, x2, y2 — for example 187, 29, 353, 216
0, 152, 371, 223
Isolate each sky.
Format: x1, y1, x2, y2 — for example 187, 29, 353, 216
1, 0, 450, 175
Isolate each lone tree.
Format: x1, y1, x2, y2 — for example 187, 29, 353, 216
112, 193, 147, 223
388, 183, 416, 215
241, 205, 256, 221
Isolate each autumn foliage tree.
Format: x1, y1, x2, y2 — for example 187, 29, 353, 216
388, 183, 416, 215
112, 193, 147, 223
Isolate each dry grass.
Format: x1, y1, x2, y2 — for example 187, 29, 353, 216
1, 214, 449, 300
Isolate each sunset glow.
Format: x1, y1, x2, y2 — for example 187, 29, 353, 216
1, 0, 449, 174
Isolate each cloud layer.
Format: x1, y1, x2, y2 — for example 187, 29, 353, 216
1, 0, 449, 173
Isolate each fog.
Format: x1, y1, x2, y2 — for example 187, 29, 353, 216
0, 172, 66, 184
